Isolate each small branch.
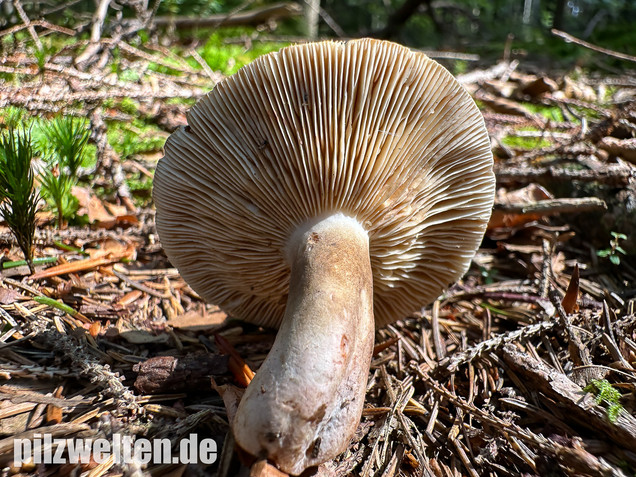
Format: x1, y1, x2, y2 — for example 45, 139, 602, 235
0, 20, 75, 39
42, 0, 84, 16
317, 5, 346, 38
434, 321, 557, 374
12, 0, 43, 51
189, 48, 217, 82
456, 61, 513, 85
495, 164, 633, 187
152, 2, 302, 29
502, 343, 636, 450
494, 197, 607, 215
552, 28, 636, 63
74, 0, 111, 67
90, 0, 112, 43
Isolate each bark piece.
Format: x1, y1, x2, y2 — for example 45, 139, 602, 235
502, 343, 636, 451
133, 352, 229, 394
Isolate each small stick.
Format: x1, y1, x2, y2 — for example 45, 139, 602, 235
30, 256, 116, 280
430, 300, 446, 360
494, 197, 607, 215
11, 0, 42, 51
495, 164, 632, 187
189, 48, 217, 82
0, 20, 75, 38
552, 28, 636, 63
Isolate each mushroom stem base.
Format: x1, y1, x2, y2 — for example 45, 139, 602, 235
233, 214, 375, 475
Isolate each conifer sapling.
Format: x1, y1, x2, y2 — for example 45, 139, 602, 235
0, 128, 40, 274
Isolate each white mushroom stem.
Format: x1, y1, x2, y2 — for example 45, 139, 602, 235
233, 214, 375, 475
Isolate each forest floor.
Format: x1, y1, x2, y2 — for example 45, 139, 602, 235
1, 27, 636, 477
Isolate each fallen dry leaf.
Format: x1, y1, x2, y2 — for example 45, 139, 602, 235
250, 459, 289, 477
562, 263, 580, 314
211, 378, 244, 425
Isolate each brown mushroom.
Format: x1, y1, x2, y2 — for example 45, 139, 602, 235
153, 38, 495, 475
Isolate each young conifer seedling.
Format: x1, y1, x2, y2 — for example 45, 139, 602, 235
39, 116, 90, 228
0, 128, 40, 274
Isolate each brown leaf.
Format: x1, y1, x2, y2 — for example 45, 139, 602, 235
104, 202, 128, 217
88, 321, 101, 338
46, 386, 64, 424
488, 184, 553, 230
250, 460, 289, 477
211, 379, 244, 425
518, 75, 559, 97
88, 195, 115, 223
0, 287, 24, 305
562, 263, 580, 314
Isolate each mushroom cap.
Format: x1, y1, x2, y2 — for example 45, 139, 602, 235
153, 38, 495, 329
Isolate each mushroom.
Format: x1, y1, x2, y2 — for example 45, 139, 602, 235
153, 39, 495, 475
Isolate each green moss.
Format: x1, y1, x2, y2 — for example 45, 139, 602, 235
501, 134, 551, 150
107, 120, 166, 159
196, 30, 288, 75
119, 97, 140, 115
126, 172, 153, 192
126, 172, 154, 207
584, 379, 624, 423
522, 103, 564, 122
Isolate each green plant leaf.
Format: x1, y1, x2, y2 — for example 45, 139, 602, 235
609, 254, 620, 266
584, 379, 623, 423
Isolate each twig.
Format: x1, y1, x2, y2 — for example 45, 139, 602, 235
74, 0, 111, 66
456, 61, 515, 85
35, 329, 141, 414
548, 288, 593, 371
189, 48, 217, 82
495, 164, 633, 187
30, 256, 117, 280
552, 28, 636, 63
11, 0, 42, 51
0, 423, 92, 456
494, 197, 607, 215
434, 321, 557, 374
152, 2, 302, 28
112, 269, 168, 299
301, 0, 346, 38
42, 0, 84, 15
430, 300, 446, 360
502, 343, 636, 449
0, 20, 75, 38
